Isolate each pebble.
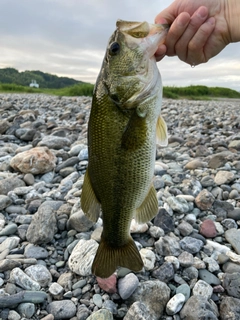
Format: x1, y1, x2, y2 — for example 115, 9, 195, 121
199, 219, 218, 238
46, 300, 77, 319
0, 95, 239, 319
192, 279, 213, 299
166, 293, 185, 315
118, 273, 139, 299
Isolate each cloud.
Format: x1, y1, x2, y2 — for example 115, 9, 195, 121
0, 0, 240, 90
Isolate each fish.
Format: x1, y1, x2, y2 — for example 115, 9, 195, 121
81, 19, 168, 278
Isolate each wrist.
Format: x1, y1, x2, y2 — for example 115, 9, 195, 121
226, 0, 240, 42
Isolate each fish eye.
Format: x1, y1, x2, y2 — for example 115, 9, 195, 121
109, 42, 120, 55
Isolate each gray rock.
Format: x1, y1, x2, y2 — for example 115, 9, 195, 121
68, 209, 94, 232
0, 223, 18, 236
0, 177, 25, 195
179, 237, 204, 254
68, 239, 98, 276
46, 300, 76, 319
155, 235, 181, 256
177, 221, 193, 236
225, 228, 240, 254
220, 296, 240, 320
26, 201, 61, 244
24, 244, 49, 259
0, 236, 20, 252
17, 303, 35, 319
0, 195, 12, 210
222, 262, 240, 274
152, 262, 175, 282
166, 196, 189, 214
180, 295, 218, 320
38, 135, 71, 149
92, 293, 103, 308
178, 251, 194, 267
176, 284, 191, 300
192, 280, 213, 299
127, 280, 170, 320
87, 309, 113, 320
49, 282, 64, 297
222, 272, 240, 298
198, 268, 221, 285
10, 267, 41, 291
124, 301, 151, 320
118, 273, 139, 300
25, 264, 52, 287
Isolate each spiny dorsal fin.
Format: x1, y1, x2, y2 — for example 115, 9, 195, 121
81, 168, 101, 222
92, 237, 143, 278
135, 184, 158, 223
156, 115, 168, 146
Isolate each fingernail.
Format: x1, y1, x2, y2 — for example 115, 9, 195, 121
197, 6, 208, 19
207, 17, 215, 26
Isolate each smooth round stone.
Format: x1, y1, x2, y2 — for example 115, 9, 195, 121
198, 269, 221, 285
176, 284, 191, 300
166, 293, 186, 315
17, 303, 35, 318
92, 293, 103, 308
46, 300, 76, 320
87, 309, 113, 320
192, 280, 213, 299
0, 223, 18, 236
118, 273, 139, 300
140, 248, 156, 271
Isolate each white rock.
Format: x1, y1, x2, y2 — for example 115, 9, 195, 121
10, 267, 41, 291
68, 239, 98, 276
49, 282, 64, 297
165, 256, 180, 270
140, 248, 156, 271
130, 219, 148, 233
0, 236, 20, 253
166, 293, 185, 315
192, 280, 213, 299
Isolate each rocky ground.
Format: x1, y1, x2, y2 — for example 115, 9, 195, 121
0, 93, 240, 320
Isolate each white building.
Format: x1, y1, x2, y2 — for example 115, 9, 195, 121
29, 80, 39, 88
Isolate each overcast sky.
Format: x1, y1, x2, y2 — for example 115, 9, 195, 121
1, 0, 240, 91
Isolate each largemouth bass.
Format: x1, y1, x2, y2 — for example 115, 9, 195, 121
81, 20, 168, 278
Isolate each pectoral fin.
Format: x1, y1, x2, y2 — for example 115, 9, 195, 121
81, 168, 101, 222
156, 115, 168, 146
135, 184, 158, 223
92, 237, 143, 278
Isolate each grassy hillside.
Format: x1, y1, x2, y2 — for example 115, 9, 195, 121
163, 85, 240, 99
0, 68, 82, 89
0, 77, 239, 100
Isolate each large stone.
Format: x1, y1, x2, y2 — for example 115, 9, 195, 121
180, 295, 218, 320
222, 272, 240, 298
38, 136, 71, 150
225, 228, 240, 254
195, 189, 214, 210
214, 170, 235, 185
10, 147, 56, 174
220, 296, 240, 319
68, 239, 98, 276
26, 201, 62, 244
127, 280, 170, 320
0, 177, 25, 195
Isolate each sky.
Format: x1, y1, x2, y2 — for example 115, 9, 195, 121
1, 0, 240, 91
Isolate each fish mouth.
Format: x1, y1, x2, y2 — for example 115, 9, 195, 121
116, 20, 168, 58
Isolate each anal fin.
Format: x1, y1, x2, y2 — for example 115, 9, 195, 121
81, 168, 101, 222
135, 184, 158, 224
92, 237, 143, 278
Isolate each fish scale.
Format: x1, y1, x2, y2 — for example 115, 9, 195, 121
81, 20, 168, 278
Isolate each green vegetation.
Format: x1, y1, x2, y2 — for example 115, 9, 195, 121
0, 67, 81, 89
0, 68, 239, 99
0, 83, 94, 96
163, 85, 240, 100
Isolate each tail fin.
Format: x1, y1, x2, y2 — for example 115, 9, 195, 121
92, 237, 143, 278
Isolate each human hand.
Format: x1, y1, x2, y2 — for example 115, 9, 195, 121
155, 0, 235, 65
